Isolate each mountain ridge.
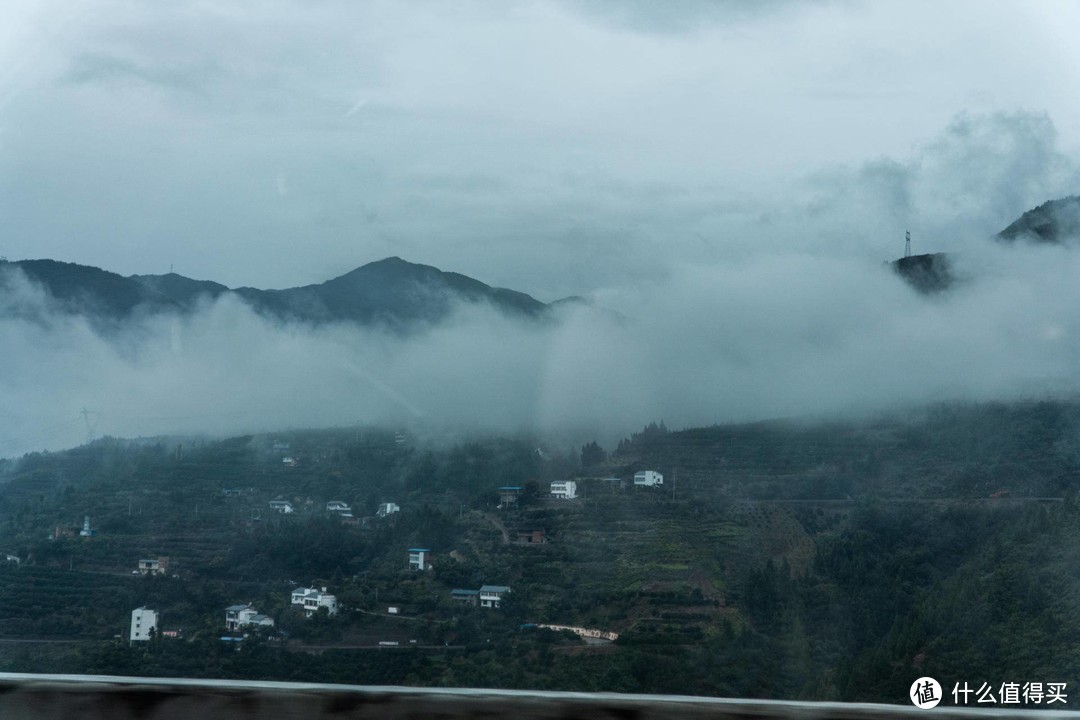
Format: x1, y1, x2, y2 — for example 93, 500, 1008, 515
5, 194, 1080, 322
997, 195, 1080, 243
0, 256, 559, 330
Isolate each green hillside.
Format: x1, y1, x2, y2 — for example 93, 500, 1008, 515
1, 401, 1078, 702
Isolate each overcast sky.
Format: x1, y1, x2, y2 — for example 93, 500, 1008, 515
3, 0, 1080, 300
4, 1, 1080, 456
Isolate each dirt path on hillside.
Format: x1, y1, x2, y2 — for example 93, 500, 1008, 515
483, 513, 510, 544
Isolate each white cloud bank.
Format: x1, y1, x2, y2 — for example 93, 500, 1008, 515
3, 214, 1080, 458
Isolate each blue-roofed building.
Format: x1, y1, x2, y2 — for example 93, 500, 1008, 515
450, 589, 480, 606
497, 486, 523, 506
408, 548, 430, 571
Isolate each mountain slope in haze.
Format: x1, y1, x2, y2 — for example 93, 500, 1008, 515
997, 195, 1080, 243
1, 259, 183, 320
130, 272, 231, 310
890, 252, 954, 294
227, 256, 547, 326
1, 256, 553, 330
888, 194, 1080, 294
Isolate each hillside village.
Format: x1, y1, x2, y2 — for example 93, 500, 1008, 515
2, 404, 1080, 699
118, 450, 667, 648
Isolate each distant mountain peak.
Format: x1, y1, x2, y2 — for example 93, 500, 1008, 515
997, 195, 1080, 244
890, 253, 954, 294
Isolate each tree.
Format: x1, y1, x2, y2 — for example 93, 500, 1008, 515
580, 441, 605, 469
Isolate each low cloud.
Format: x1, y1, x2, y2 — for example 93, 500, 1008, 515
4, 234, 1080, 458
3, 110, 1080, 456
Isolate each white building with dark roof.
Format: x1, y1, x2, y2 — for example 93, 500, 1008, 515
269, 499, 294, 514
290, 587, 339, 617
225, 604, 274, 631
634, 470, 664, 487
550, 481, 577, 499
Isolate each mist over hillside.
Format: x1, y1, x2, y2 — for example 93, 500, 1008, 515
5, 108, 1080, 458
5, 188, 1080, 458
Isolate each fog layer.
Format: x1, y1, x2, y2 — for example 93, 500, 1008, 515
3, 159, 1080, 458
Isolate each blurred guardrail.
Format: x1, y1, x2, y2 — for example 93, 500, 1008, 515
1, 673, 1077, 720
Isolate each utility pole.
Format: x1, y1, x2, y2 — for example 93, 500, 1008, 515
905, 230, 911, 258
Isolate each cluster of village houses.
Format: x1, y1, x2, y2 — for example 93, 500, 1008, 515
129, 586, 339, 642
128, 545, 513, 644
265, 498, 400, 521
127, 470, 663, 644
499, 471, 663, 506
262, 470, 662, 517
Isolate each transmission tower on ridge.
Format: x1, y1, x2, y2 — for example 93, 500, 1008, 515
80, 408, 96, 444
905, 230, 912, 258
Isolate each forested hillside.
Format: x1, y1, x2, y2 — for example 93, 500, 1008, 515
1, 400, 1078, 703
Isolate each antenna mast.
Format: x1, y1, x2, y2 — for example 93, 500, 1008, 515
905, 230, 911, 258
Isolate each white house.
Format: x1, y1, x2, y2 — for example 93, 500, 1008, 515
550, 481, 577, 499
269, 499, 294, 514
326, 501, 351, 514
479, 585, 510, 609
225, 604, 275, 631
130, 607, 158, 642
137, 557, 169, 576
408, 548, 430, 571
634, 470, 664, 487
377, 502, 400, 517
290, 587, 339, 617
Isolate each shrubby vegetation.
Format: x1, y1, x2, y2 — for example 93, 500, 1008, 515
1, 400, 1079, 702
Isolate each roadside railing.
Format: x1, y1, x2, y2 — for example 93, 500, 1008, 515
1, 673, 1076, 720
